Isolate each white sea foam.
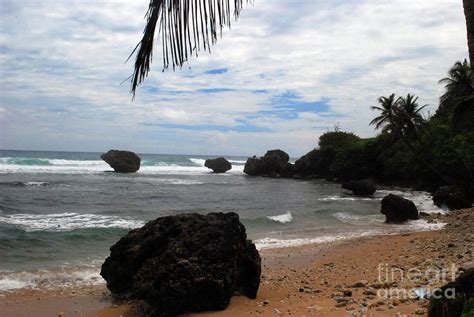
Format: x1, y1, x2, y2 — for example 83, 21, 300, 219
333, 212, 383, 225
228, 160, 247, 164
267, 211, 293, 223
375, 190, 446, 214
23, 181, 49, 186
319, 196, 375, 201
165, 179, 204, 185
0, 268, 104, 292
0, 159, 113, 174
255, 218, 445, 250
320, 189, 446, 214
254, 230, 383, 250
0, 158, 245, 175
0, 275, 37, 291
189, 158, 247, 166
189, 158, 206, 166
0, 213, 145, 232
332, 212, 446, 231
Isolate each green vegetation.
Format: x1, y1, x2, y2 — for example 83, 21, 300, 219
310, 61, 474, 199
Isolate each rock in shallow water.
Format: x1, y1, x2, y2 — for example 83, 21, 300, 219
341, 179, 376, 196
433, 186, 471, 210
380, 194, 419, 223
204, 157, 232, 173
101, 150, 141, 173
100, 212, 261, 316
243, 149, 293, 178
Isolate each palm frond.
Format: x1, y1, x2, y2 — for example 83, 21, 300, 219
414, 104, 429, 114
369, 115, 385, 127
370, 106, 385, 112
130, 0, 249, 96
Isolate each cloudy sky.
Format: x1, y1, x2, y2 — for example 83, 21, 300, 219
0, 0, 468, 156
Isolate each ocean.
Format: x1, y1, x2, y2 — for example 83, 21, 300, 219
0, 150, 445, 292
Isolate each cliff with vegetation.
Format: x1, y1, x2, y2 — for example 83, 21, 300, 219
294, 60, 474, 201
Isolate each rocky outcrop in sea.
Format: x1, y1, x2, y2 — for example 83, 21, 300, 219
205, 157, 232, 173
244, 149, 294, 178
342, 179, 376, 196
433, 186, 472, 211
101, 150, 141, 173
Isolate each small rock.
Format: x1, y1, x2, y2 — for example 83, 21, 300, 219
343, 290, 352, 297
333, 296, 348, 303
353, 280, 368, 288
464, 261, 474, 270
306, 305, 320, 313
335, 301, 347, 308
363, 288, 377, 296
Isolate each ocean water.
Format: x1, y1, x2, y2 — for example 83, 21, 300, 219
0, 150, 445, 292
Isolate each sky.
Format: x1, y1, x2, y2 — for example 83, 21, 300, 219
0, 0, 469, 157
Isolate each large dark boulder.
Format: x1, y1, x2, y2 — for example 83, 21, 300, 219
243, 157, 266, 176
294, 149, 318, 176
294, 148, 335, 179
433, 186, 472, 210
429, 268, 474, 317
100, 212, 261, 316
204, 157, 232, 173
261, 150, 289, 173
243, 149, 292, 178
280, 163, 296, 178
101, 150, 141, 173
380, 194, 419, 223
342, 179, 376, 196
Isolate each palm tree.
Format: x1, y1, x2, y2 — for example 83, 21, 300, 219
369, 94, 399, 134
438, 60, 473, 112
437, 60, 474, 128
129, 0, 248, 96
397, 94, 427, 138
463, 0, 474, 81
370, 93, 427, 138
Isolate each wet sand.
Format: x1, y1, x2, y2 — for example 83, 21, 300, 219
1, 208, 473, 317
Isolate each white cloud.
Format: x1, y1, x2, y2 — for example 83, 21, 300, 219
0, 0, 468, 156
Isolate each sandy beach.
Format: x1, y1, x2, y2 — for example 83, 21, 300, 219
1, 208, 472, 317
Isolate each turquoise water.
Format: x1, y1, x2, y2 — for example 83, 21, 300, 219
0, 150, 444, 291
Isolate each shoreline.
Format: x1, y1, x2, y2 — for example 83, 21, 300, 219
1, 208, 472, 316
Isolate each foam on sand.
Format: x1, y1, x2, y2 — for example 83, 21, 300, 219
254, 230, 384, 250
0, 267, 105, 292
255, 218, 445, 250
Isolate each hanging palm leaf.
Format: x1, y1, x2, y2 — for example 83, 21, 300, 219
129, 0, 250, 96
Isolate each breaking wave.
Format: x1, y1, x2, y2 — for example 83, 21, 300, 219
267, 211, 293, 223
0, 212, 144, 232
